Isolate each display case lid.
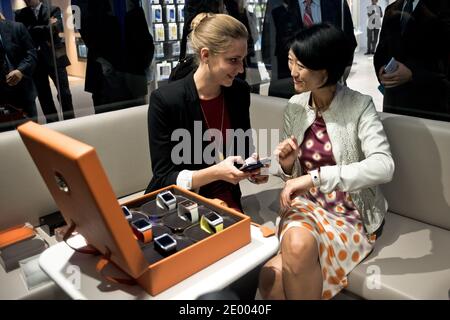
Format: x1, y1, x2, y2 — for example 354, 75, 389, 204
18, 122, 148, 278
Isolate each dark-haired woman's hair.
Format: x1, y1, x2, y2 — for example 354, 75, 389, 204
290, 23, 354, 86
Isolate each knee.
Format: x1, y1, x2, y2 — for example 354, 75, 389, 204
282, 228, 317, 257
258, 263, 282, 299
281, 229, 318, 272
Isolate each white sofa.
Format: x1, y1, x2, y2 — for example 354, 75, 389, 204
1, 93, 449, 299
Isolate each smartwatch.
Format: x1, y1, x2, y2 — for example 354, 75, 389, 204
156, 190, 177, 210
200, 211, 224, 234
309, 168, 321, 187
131, 218, 153, 243
154, 233, 177, 254
122, 205, 133, 221
177, 199, 199, 223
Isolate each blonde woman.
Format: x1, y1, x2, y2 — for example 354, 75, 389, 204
146, 13, 266, 211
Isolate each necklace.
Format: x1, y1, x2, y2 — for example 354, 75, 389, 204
199, 93, 225, 162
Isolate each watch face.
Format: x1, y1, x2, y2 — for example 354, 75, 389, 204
180, 199, 197, 209
161, 192, 175, 202
133, 218, 151, 230
205, 211, 221, 223
155, 234, 176, 250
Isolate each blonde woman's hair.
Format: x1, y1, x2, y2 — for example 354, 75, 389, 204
189, 13, 248, 64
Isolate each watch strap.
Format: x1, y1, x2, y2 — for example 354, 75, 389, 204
133, 227, 153, 243
200, 215, 223, 234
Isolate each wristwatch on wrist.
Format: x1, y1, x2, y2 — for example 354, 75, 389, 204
309, 168, 321, 187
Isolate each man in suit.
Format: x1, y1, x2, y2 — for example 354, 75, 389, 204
374, 0, 450, 121
15, 0, 74, 123
0, 18, 37, 122
72, 0, 154, 113
272, 0, 357, 80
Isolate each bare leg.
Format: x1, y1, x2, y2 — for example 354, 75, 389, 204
281, 227, 323, 299
258, 254, 285, 299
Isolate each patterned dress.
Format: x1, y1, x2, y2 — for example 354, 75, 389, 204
278, 113, 376, 299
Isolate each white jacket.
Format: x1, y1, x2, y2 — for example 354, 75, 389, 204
278, 84, 395, 235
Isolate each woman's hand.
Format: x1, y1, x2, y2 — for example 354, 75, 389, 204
274, 136, 299, 175
280, 174, 314, 209
247, 153, 270, 184
214, 156, 251, 185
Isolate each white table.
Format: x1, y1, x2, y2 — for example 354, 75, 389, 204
39, 225, 279, 300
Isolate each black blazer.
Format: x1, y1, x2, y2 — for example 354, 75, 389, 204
0, 20, 36, 77
374, 0, 450, 121
273, 0, 357, 58
73, 0, 154, 96
146, 72, 252, 201
15, 4, 70, 68
0, 20, 37, 102
271, 0, 357, 78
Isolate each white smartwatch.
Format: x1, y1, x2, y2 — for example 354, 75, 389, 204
177, 199, 199, 223
156, 190, 177, 210
309, 168, 321, 187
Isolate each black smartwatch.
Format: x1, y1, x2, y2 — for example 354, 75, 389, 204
154, 233, 177, 254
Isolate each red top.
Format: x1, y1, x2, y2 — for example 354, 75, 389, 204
199, 94, 241, 212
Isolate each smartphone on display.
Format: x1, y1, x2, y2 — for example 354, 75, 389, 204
238, 157, 271, 172
384, 57, 398, 74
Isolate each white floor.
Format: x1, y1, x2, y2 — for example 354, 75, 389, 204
37, 51, 383, 124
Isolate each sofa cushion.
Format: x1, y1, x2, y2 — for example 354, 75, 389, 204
240, 175, 283, 224
0, 106, 151, 228
347, 211, 450, 299
380, 114, 450, 231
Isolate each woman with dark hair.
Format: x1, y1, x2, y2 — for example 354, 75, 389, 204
258, 23, 395, 300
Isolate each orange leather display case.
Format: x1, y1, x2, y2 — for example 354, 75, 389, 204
125, 188, 251, 295
17, 121, 250, 296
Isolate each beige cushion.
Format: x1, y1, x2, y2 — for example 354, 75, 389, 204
380, 114, 450, 230
240, 175, 283, 224
0, 106, 151, 228
348, 211, 450, 299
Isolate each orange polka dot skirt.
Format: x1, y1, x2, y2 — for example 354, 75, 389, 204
278, 196, 375, 300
